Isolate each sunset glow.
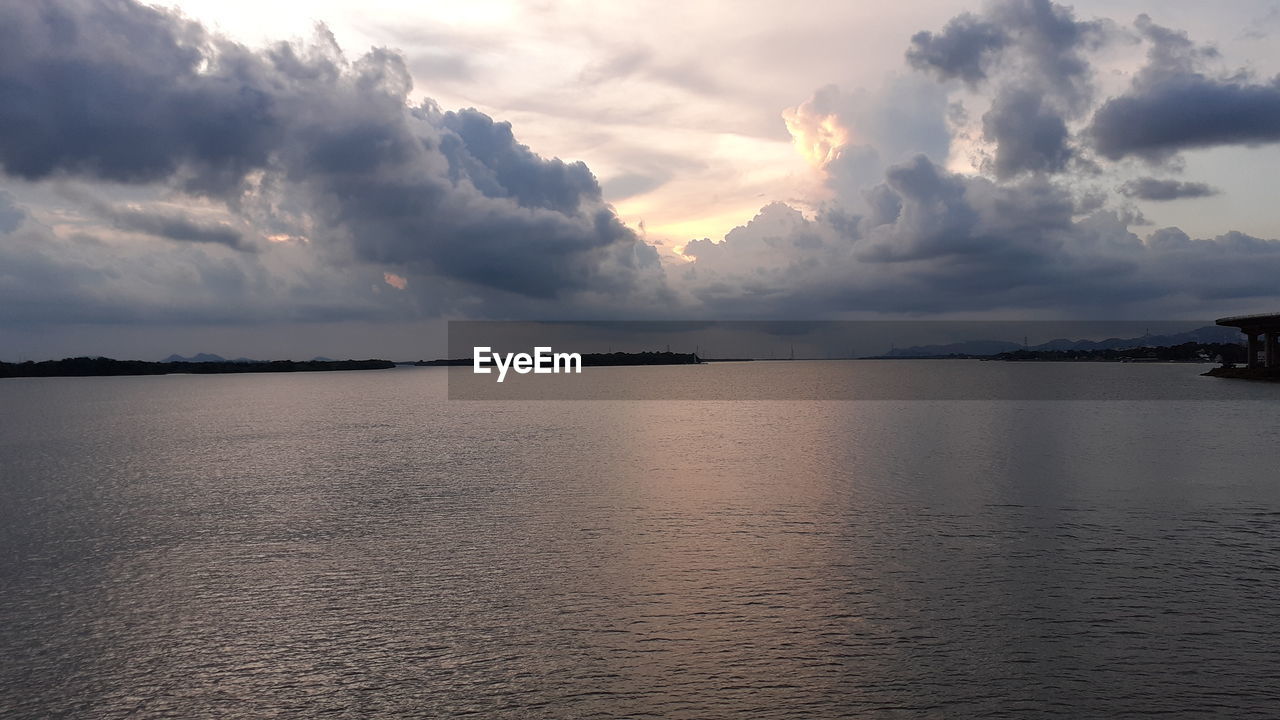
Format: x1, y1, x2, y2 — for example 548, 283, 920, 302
782, 106, 851, 170
5, 4, 1280, 716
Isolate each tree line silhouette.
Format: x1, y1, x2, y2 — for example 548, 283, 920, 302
0, 357, 396, 378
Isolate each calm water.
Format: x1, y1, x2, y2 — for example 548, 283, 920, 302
2, 362, 1279, 718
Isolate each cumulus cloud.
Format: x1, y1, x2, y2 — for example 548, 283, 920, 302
3, 0, 1280, 338
908, 0, 1107, 179
782, 76, 951, 202
299, 103, 663, 301
662, 4, 1280, 319
906, 12, 1007, 86
1087, 15, 1280, 161
672, 154, 1280, 317
1118, 177, 1219, 201
782, 96, 850, 170
0, 1, 278, 195
980, 89, 1073, 177
0, 0, 665, 321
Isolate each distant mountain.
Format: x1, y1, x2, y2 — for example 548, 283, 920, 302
163, 353, 227, 363
163, 353, 262, 363
311, 356, 334, 362
1030, 325, 1239, 351
883, 325, 1240, 357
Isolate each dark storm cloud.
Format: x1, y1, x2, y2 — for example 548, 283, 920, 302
862, 183, 903, 227
1089, 15, 1280, 161
908, 0, 1107, 179
675, 154, 1280, 317
101, 205, 252, 250
0, 0, 280, 196
4, 0, 1280, 330
288, 98, 662, 300
1118, 177, 1219, 201
1089, 76, 1280, 160
687, 7, 1280, 317
0, 0, 664, 309
438, 110, 601, 216
857, 155, 1083, 271
984, 0, 1105, 105
62, 189, 255, 249
982, 90, 1073, 177
906, 12, 1007, 86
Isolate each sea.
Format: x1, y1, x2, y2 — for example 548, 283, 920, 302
2, 361, 1279, 718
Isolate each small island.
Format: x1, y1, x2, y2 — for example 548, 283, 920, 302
0, 357, 396, 378
1201, 367, 1280, 381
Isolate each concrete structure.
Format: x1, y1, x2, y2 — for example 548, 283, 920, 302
1217, 313, 1280, 369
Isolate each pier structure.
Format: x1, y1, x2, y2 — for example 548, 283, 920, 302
1217, 313, 1280, 368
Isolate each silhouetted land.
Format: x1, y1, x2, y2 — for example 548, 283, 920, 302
417, 351, 701, 367
1203, 367, 1280, 381
863, 354, 992, 360
0, 357, 396, 378
988, 342, 1246, 363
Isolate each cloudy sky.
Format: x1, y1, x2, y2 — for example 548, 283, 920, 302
3, 0, 1280, 360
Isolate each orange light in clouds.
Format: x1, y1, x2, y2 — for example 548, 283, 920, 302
383, 272, 408, 290
781, 106, 850, 170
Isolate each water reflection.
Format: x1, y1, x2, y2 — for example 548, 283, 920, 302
1, 366, 1279, 716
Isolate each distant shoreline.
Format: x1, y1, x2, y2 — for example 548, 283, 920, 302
417, 351, 701, 367
3, 345, 1243, 379
867, 341, 1242, 364
0, 357, 396, 379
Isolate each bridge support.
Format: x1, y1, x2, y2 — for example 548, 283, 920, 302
1217, 314, 1280, 372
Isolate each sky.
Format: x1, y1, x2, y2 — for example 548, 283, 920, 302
3, 0, 1280, 360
